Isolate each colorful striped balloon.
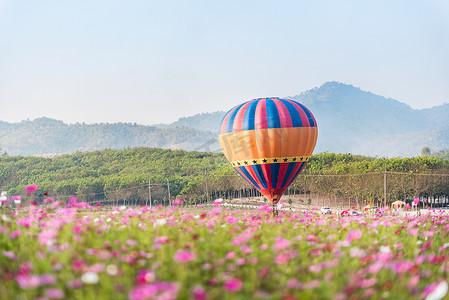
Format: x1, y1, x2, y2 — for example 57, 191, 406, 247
218, 97, 318, 204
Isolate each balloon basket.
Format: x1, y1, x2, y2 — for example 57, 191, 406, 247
270, 204, 279, 217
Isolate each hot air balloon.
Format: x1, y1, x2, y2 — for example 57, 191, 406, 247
218, 97, 317, 214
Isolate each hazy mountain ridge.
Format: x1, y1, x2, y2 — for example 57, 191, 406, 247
1, 82, 448, 157
0, 118, 215, 156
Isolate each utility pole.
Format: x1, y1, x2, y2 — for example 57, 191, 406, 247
167, 179, 171, 206
205, 169, 209, 203
384, 163, 387, 207
148, 179, 152, 208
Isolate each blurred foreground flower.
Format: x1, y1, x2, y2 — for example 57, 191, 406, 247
26, 184, 38, 196
424, 279, 448, 300
173, 198, 183, 205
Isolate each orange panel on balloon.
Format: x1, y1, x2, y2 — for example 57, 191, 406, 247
219, 127, 317, 163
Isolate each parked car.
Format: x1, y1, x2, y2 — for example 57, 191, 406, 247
321, 206, 332, 214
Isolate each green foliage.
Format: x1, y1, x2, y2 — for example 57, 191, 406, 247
2, 149, 449, 205
0, 147, 227, 201
421, 146, 431, 156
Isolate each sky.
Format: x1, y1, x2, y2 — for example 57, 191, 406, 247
0, 0, 448, 125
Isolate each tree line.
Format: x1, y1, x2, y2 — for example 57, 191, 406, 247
1, 149, 449, 207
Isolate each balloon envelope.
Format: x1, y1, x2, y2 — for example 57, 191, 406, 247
218, 97, 318, 204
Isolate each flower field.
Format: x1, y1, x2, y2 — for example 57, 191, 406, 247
1, 198, 449, 300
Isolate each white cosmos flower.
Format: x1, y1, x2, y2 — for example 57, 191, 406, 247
426, 280, 448, 300
155, 218, 167, 226
81, 272, 99, 284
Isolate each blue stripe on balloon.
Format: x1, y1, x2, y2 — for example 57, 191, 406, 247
265, 99, 281, 129
242, 100, 258, 131
296, 102, 316, 127
285, 162, 307, 187
281, 99, 303, 127
225, 102, 248, 133
280, 162, 298, 188
236, 166, 260, 189
252, 164, 268, 189
270, 163, 280, 188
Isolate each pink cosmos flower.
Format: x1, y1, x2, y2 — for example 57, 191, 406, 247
129, 282, 180, 300
231, 228, 257, 246
9, 230, 21, 239
226, 252, 236, 259
16, 275, 40, 289
273, 236, 291, 251
347, 229, 362, 242
3, 250, 17, 260
359, 278, 376, 288
224, 278, 243, 292
43, 197, 54, 204
287, 279, 301, 289
173, 198, 183, 205
408, 228, 419, 236
407, 275, 420, 289
173, 249, 195, 263
192, 284, 207, 300
413, 197, 420, 205
25, 184, 38, 196
241, 245, 252, 253
45, 288, 65, 299
137, 270, 155, 284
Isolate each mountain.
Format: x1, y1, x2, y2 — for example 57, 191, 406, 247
288, 82, 449, 156
1, 82, 448, 157
0, 118, 215, 156
160, 82, 449, 156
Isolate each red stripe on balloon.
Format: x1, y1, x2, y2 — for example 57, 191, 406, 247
234, 168, 259, 189
260, 163, 272, 189
285, 99, 310, 127
233, 101, 252, 132
276, 163, 289, 189
273, 99, 293, 128
254, 99, 267, 129
245, 165, 264, 189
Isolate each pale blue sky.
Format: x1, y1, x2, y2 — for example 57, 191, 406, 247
1, 0, 448, 125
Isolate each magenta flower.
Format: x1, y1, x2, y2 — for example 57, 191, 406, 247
192, 285, 207, 300
273, 236, 291, 251
359, 277, 376, 288
224, 278, 243, 292
137, 270, 155, 284
129, 282, 180, 300
226, 252, 236, 259
241, 245, 252, 253
45, 288, 65, 299
413, 197, 420, 205
15, 216, 30, 228
16, 275, 40, 289
407, 275, 420, 289
43, 197, 54, 204
173, 249, 195, 263
408, 228, 419, 236
9, 230, 21, 239
347, 229, 362, 242
25, 184, 38, 196
173, 198, 183, 206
